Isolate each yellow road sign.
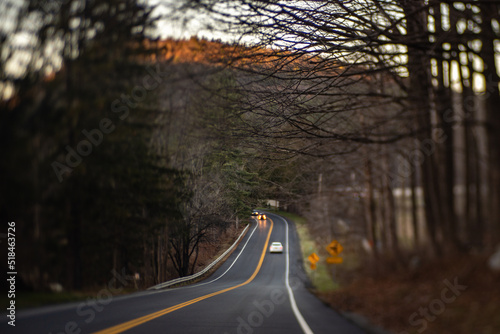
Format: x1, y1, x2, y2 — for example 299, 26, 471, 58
326, 240, 343, 256
326, 256, 343, 264
308, 252, 319, 264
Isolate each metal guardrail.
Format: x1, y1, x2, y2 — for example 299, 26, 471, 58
148, 223, 251, 290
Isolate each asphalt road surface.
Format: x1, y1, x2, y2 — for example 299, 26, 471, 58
4, 212, 367, 334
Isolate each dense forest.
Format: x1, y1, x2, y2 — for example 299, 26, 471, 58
1, 0, 499, 292
0, 1, 267, 291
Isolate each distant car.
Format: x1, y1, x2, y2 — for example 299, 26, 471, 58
269, 242, 283, 253
251, 210, 259, 217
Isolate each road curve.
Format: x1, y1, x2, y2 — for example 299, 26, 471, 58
5, 212, 367, 334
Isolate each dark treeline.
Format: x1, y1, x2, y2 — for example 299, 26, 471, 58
0, 1, 265, 291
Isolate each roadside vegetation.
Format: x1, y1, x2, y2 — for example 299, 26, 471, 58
274, 210, 500, 334
320, 253, 500, 334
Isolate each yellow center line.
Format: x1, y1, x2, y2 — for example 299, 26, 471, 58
93, 218, 274, 334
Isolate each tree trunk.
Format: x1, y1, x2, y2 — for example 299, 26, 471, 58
364, 157, 378, 257
403, 1, 442, 257
432, 2, 460, 253
480, 2, 500, 246
410, 156, 420, 249
383, 153, 401, 259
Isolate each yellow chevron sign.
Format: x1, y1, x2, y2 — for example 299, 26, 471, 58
308, 253, 319, 270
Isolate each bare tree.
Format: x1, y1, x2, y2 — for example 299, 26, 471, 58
177, 0, 500, 259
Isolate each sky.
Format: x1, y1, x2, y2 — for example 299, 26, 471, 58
150, 0, 231, 41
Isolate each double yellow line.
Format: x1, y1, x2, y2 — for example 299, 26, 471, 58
93, 218, 274, 334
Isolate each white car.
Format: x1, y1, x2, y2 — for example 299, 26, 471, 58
269, 242, 283, 253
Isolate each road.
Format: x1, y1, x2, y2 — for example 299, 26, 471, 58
5, 212, 367, 334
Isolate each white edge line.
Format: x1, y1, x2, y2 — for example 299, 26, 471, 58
280, 214, 315, 334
